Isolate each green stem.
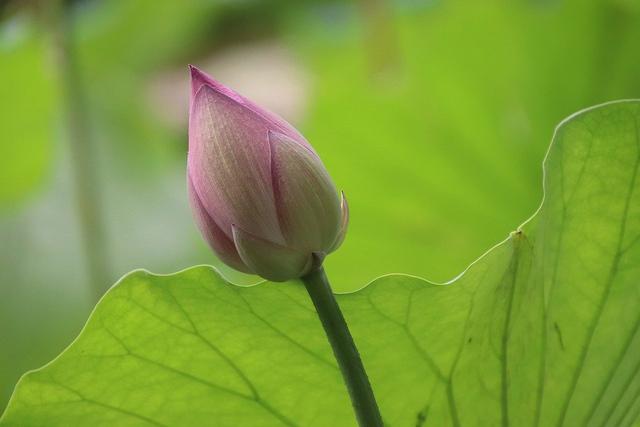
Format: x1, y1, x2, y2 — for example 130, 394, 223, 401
301, 267, 384, 427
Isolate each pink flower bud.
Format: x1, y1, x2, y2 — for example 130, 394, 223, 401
187, 65, 349, 282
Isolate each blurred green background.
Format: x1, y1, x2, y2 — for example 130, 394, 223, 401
1, 0, 639, 412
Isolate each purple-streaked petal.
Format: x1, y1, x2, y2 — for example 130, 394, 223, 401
189, 65, 310, 149
188, 175, 252, 273
231, 225, 312, 282
188, 84, 284, 244
328, 191, 349, 253
269, 131, 342, 251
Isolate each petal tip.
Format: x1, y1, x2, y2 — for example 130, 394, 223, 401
188, 65, 245, 105
188, 64, 204, 80
340, 191, 349, 212
328, 191, 349, 253
189, 64, 211, 97
267, 129, 289, 143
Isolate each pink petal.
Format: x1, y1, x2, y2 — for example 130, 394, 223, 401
188, 84, 284, 244
232, 225, 312, 282
269, 131, 342, 251
187, 175, 252, 273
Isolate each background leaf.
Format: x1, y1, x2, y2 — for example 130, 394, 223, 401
2, 101, 639, 426
0, 17, 56, 207
297, 0, 640, 287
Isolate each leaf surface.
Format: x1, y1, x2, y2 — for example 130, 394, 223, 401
2, 101, 640, 426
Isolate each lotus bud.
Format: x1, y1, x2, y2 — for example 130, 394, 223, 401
187, 65, 349, 282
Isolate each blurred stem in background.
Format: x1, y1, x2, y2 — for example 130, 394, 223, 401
357, 0, 399, 78
48, 0, 110, 300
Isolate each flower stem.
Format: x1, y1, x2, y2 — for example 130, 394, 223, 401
301, 266, 384, 427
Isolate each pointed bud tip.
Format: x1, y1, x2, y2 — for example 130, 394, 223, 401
188, 64, 209, 96
188, 64, 246, 105
188, 64, 202, 80
188, 64, 227, 97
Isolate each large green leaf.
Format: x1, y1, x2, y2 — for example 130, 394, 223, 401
2, 103, 639, 425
